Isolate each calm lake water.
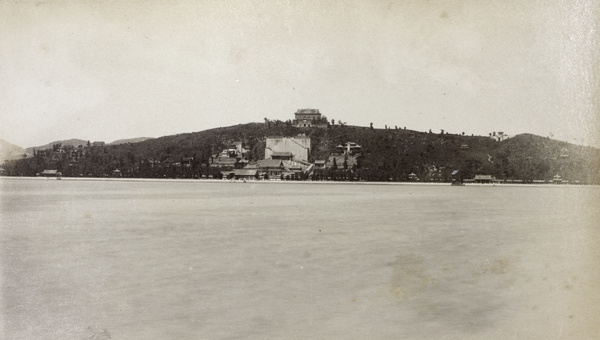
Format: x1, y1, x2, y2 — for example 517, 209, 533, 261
1, 178, 599, 339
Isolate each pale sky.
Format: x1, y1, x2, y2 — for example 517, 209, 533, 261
1, 0, 599, 148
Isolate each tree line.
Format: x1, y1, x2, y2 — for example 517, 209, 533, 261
2, 122, 599, 184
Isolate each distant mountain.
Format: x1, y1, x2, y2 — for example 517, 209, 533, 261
0, 139, 26, 163
109, 137, 154, 145
25, 139, 88, 154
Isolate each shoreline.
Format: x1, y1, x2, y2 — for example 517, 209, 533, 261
1, 176, 597, 188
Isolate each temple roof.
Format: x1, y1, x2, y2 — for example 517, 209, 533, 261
295, 109, 320, 115
271, 151, 293, 157
260, 159, 284, 168
233, 169, 258, 176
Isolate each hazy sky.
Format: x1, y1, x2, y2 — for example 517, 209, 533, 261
1, 0, 598, 148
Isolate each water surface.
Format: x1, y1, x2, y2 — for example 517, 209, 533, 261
1, 178, 599, 339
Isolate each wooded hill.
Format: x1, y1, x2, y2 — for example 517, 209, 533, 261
2, 121, 600, 184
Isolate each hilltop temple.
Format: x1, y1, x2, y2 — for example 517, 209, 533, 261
293, 109, 327, 128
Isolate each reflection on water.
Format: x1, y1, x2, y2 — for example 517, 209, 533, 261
1, 178, 599, 339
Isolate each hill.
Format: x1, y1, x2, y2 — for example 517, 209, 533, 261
109, 137, 154, 145
25, 139, 88, 154
0, 139, 25, 163
3, 122, 599, 183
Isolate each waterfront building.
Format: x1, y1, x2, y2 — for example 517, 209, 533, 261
473, 175, 494, 183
